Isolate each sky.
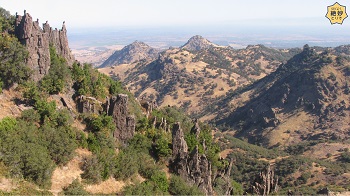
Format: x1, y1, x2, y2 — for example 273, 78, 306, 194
1, 0, 350, 48
0, 0, 348, 28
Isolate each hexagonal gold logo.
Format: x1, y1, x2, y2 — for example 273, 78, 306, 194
326, 2, 348, 24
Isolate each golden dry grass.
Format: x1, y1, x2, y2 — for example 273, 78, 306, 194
84, 177, 126, 194
50, 148, 92, 195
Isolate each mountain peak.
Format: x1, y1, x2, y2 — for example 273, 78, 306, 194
130, 40, 149, 47
100, 41, 159, 68
181, 35, 216, 51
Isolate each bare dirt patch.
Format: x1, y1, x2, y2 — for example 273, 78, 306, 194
0, 178, 17, 192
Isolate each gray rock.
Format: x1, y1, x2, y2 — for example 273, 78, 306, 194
107, 94, 135, 143
15, 11, 74, 81
76, 95, 103, 114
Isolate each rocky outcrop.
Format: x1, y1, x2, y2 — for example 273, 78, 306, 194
106, 94, 135, 143
15, 10, 74, 81
171, 122, 214, 195
181, 35, 216, 51
76, 95, 103, 114
190, 119, 201, 138
75, 93, 135, 143
252, 164, 279, 196
213, 159, 234, 195
140, 99, 157, 118
100, 41, 160, 68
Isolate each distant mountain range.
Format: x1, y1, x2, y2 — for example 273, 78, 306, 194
99, 35, 300, 117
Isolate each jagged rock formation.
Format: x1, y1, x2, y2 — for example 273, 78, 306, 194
15, 10, 74, 81
76, 94, 135, 143
190, 119, 201, 138
100, 41, 159, 68
252, 164, 279, 196
140, 99, 157, 118
171, 122, 214, 195
106, 94, 135, 143
213, 159, 234, 195
76, 95, 103, 114
180, 35, 216, 51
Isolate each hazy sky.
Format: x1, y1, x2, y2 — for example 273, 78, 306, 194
2, 0, 350, 48
1, 0, 348, 28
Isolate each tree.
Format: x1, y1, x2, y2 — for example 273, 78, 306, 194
0, 7, 15, 33
0, 34, 30, 89
21, 143, 54, 188
155, 134, 172, 158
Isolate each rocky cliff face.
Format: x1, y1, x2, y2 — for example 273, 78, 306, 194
100, 41, 159, 68
15, 10, 74, 81
106, 94, 135, 143
181, 35, 216, 51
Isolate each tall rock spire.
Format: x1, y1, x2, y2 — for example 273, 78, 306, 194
14, 10, 74, 81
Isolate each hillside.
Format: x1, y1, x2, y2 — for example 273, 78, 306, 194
207, 45, 350, 148
99, 38, 299, 116
100, 41, 160, 68
2, 7, 350, 196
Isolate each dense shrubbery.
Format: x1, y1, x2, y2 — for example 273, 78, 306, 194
168, 175, 203, 195
0, 8, 31, 92
0, 35, 30, 91
0, 105, 78, 187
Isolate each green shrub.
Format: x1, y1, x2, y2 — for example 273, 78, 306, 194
123, 181, 165, 195
20, 109, 41, 123
154, 133, 172, 158
114, 149, 139, 180
42, 125, 77, 165
150, 171, 169, 192
62, 179, 88, 195
21, 143, 54, 188
169, 175, 203, 195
